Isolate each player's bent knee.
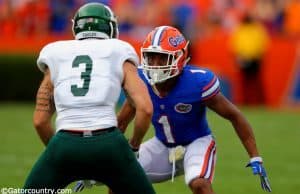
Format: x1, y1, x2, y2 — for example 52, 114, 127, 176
189, 178, 213, 194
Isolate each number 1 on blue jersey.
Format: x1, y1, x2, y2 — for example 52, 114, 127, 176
158, 115, 175, 143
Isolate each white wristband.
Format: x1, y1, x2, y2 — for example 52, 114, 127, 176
250, 156, 263, 163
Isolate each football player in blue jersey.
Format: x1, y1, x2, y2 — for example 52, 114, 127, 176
116, 26, 272, 194
74, 26, 272, 194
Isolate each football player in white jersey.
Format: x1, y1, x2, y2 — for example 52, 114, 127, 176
23, 3, 155, 194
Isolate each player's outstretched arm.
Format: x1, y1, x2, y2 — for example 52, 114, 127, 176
205, 93, 259, 157
33, 68, 55, 146
205, 92, 271, 192
117, 99, 136, 133
122, 61, 153, 149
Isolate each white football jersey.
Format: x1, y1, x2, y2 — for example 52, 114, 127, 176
37, 39, 139, 131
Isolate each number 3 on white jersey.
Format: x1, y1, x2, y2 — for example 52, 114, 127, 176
158, 115, 175, 143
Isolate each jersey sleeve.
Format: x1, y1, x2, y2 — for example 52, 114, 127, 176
118, 41, 139, 67
201, 70, 220, 101
37, 44, 49, 72
37, 44, 52, 73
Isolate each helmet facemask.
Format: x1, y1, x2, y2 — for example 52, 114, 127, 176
141, 42, 189, 85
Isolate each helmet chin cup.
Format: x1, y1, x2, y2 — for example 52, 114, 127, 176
144, 67, 180, 85
149, 69, 169, 84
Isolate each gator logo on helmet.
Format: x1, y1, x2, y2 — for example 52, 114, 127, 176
174, 103, 192, 113
169, 35, 185, 47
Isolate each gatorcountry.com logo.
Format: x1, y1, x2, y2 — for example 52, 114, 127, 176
174, 103, 192, 113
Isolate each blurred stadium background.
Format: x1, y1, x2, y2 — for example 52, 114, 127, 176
0, 0, 299, 193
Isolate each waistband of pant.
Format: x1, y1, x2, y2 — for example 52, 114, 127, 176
59, 127, 116, 137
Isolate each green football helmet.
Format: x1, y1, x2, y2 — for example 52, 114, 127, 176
72, 2, 119, 40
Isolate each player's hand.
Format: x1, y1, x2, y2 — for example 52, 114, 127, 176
246, 157, 272, 192
128, 139, 139, 158
73, 180, 99, 192
129, 144, 139, 158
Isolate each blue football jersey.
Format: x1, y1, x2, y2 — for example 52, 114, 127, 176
138, 65, 220, 147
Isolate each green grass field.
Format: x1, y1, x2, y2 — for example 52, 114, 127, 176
0, 102, 299, 193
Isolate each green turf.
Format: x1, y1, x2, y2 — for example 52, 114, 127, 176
0, 103, 299, 193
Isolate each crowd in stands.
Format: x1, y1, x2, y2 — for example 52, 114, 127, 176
1, 0, 300, 106
1, 0, 300, 40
